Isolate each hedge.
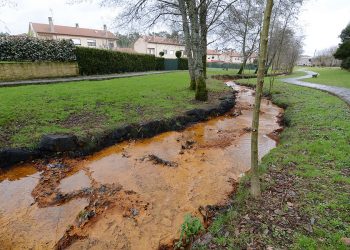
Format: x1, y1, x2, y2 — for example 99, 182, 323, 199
76, 47, 162, 75
207, 61, 256, 70
178, 58, 188, 70
0, 36, 76, 62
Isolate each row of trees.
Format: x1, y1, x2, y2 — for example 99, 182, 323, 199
312, 47, 341, 67
102, 0, 303, 101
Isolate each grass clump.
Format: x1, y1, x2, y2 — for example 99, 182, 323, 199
176, 214, 204, 249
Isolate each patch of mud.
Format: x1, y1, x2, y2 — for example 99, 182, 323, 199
0, 82, 283, 249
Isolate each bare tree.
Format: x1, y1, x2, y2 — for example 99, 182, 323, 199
264, 0, 303, 74
219, 0, 263, 74
312, 47, 341, 67
98, 0, 233, 101
250, 0, 274, 198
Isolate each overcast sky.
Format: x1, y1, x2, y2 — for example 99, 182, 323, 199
0, 0, 349, 55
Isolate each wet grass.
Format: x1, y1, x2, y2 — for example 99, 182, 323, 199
201, 72, 350, 249
299, 67, 350, 88
0, 71, 229, 149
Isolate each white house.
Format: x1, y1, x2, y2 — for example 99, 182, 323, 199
297, 55, 312, 66
221, 51, 243, 63
220, 51, 258, 64
207, 49, 222, 62
29, 17, 117, 49
133, 36, 186, 58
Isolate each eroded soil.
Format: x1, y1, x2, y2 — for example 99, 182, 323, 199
0, 83, 283, 250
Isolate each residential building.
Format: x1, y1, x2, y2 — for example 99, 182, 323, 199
207, 49, 222, 62
28, 17, 117, 49
220, 51, 258, 64
221, 51, 243, 63
133, 36, 185, 58
297, 55, 312, 66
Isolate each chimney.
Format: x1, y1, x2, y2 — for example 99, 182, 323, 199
103, 24, 107, 31
48, 17, 54, 32
75, 23, 79, 28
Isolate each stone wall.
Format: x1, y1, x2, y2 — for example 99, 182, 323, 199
0, 62, 79, 82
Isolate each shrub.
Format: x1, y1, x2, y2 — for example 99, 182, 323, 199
178, 58, 188, 70
75, 47, 159, 75
175, 50, 182, 58
175, 214, 204, 249
159, 51, 164, 57
0, 36, 76, 62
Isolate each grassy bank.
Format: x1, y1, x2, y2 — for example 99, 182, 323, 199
0, 72, 229, 149
199, 72, 350, 249
300, 67, 350, 88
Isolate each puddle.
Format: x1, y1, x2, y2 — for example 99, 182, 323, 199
0, 83, 283, 249
59, 170, 91, 194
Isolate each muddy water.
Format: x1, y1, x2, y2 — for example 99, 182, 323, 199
0, 83, 282, 250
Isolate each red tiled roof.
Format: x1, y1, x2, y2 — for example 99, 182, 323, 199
31, 23, 116, 39
223, 51, 241, 57
207, 49, 221, 55
143, 36, 183, 46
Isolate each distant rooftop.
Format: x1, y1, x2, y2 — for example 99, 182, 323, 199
207, 49, 221, 55
30, 21, 116, 39
142, 36, 183, 46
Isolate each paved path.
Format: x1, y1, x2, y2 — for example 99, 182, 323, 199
281, 70, 350, 105
0, 71, 173, 87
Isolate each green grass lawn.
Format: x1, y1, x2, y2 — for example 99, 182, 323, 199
203, 72, 350, 249
0, 71, 229, 149
299, 67, 350, 88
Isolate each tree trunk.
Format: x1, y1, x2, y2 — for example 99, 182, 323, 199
188, 0, 207, 101
178, 0, 196, 90
237, 57, 248, 75
200, 0, 208, 79
250, 0, 274, 198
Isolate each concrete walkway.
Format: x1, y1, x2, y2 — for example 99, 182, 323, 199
281, 70, 350, 105
0, 71, 173, 87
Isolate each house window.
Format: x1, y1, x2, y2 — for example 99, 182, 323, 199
169, 50, 174, 55
87, 39, 96, 47
109, 42, 114, 49
212, 56, 214, 59
147, 48, 155, 54
71, 38, 81, 45
163, 49, 167, 55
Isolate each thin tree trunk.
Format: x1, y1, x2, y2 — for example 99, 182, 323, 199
178, 0, 196, 90
250, 0, 274, 198
238, 57, 248, 75
265, 10, 292, 74
200, 2, 207, 80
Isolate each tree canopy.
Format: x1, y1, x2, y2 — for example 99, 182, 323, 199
334, 23, 350, 70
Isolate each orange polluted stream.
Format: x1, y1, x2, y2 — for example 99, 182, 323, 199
0, 83, 283, 250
